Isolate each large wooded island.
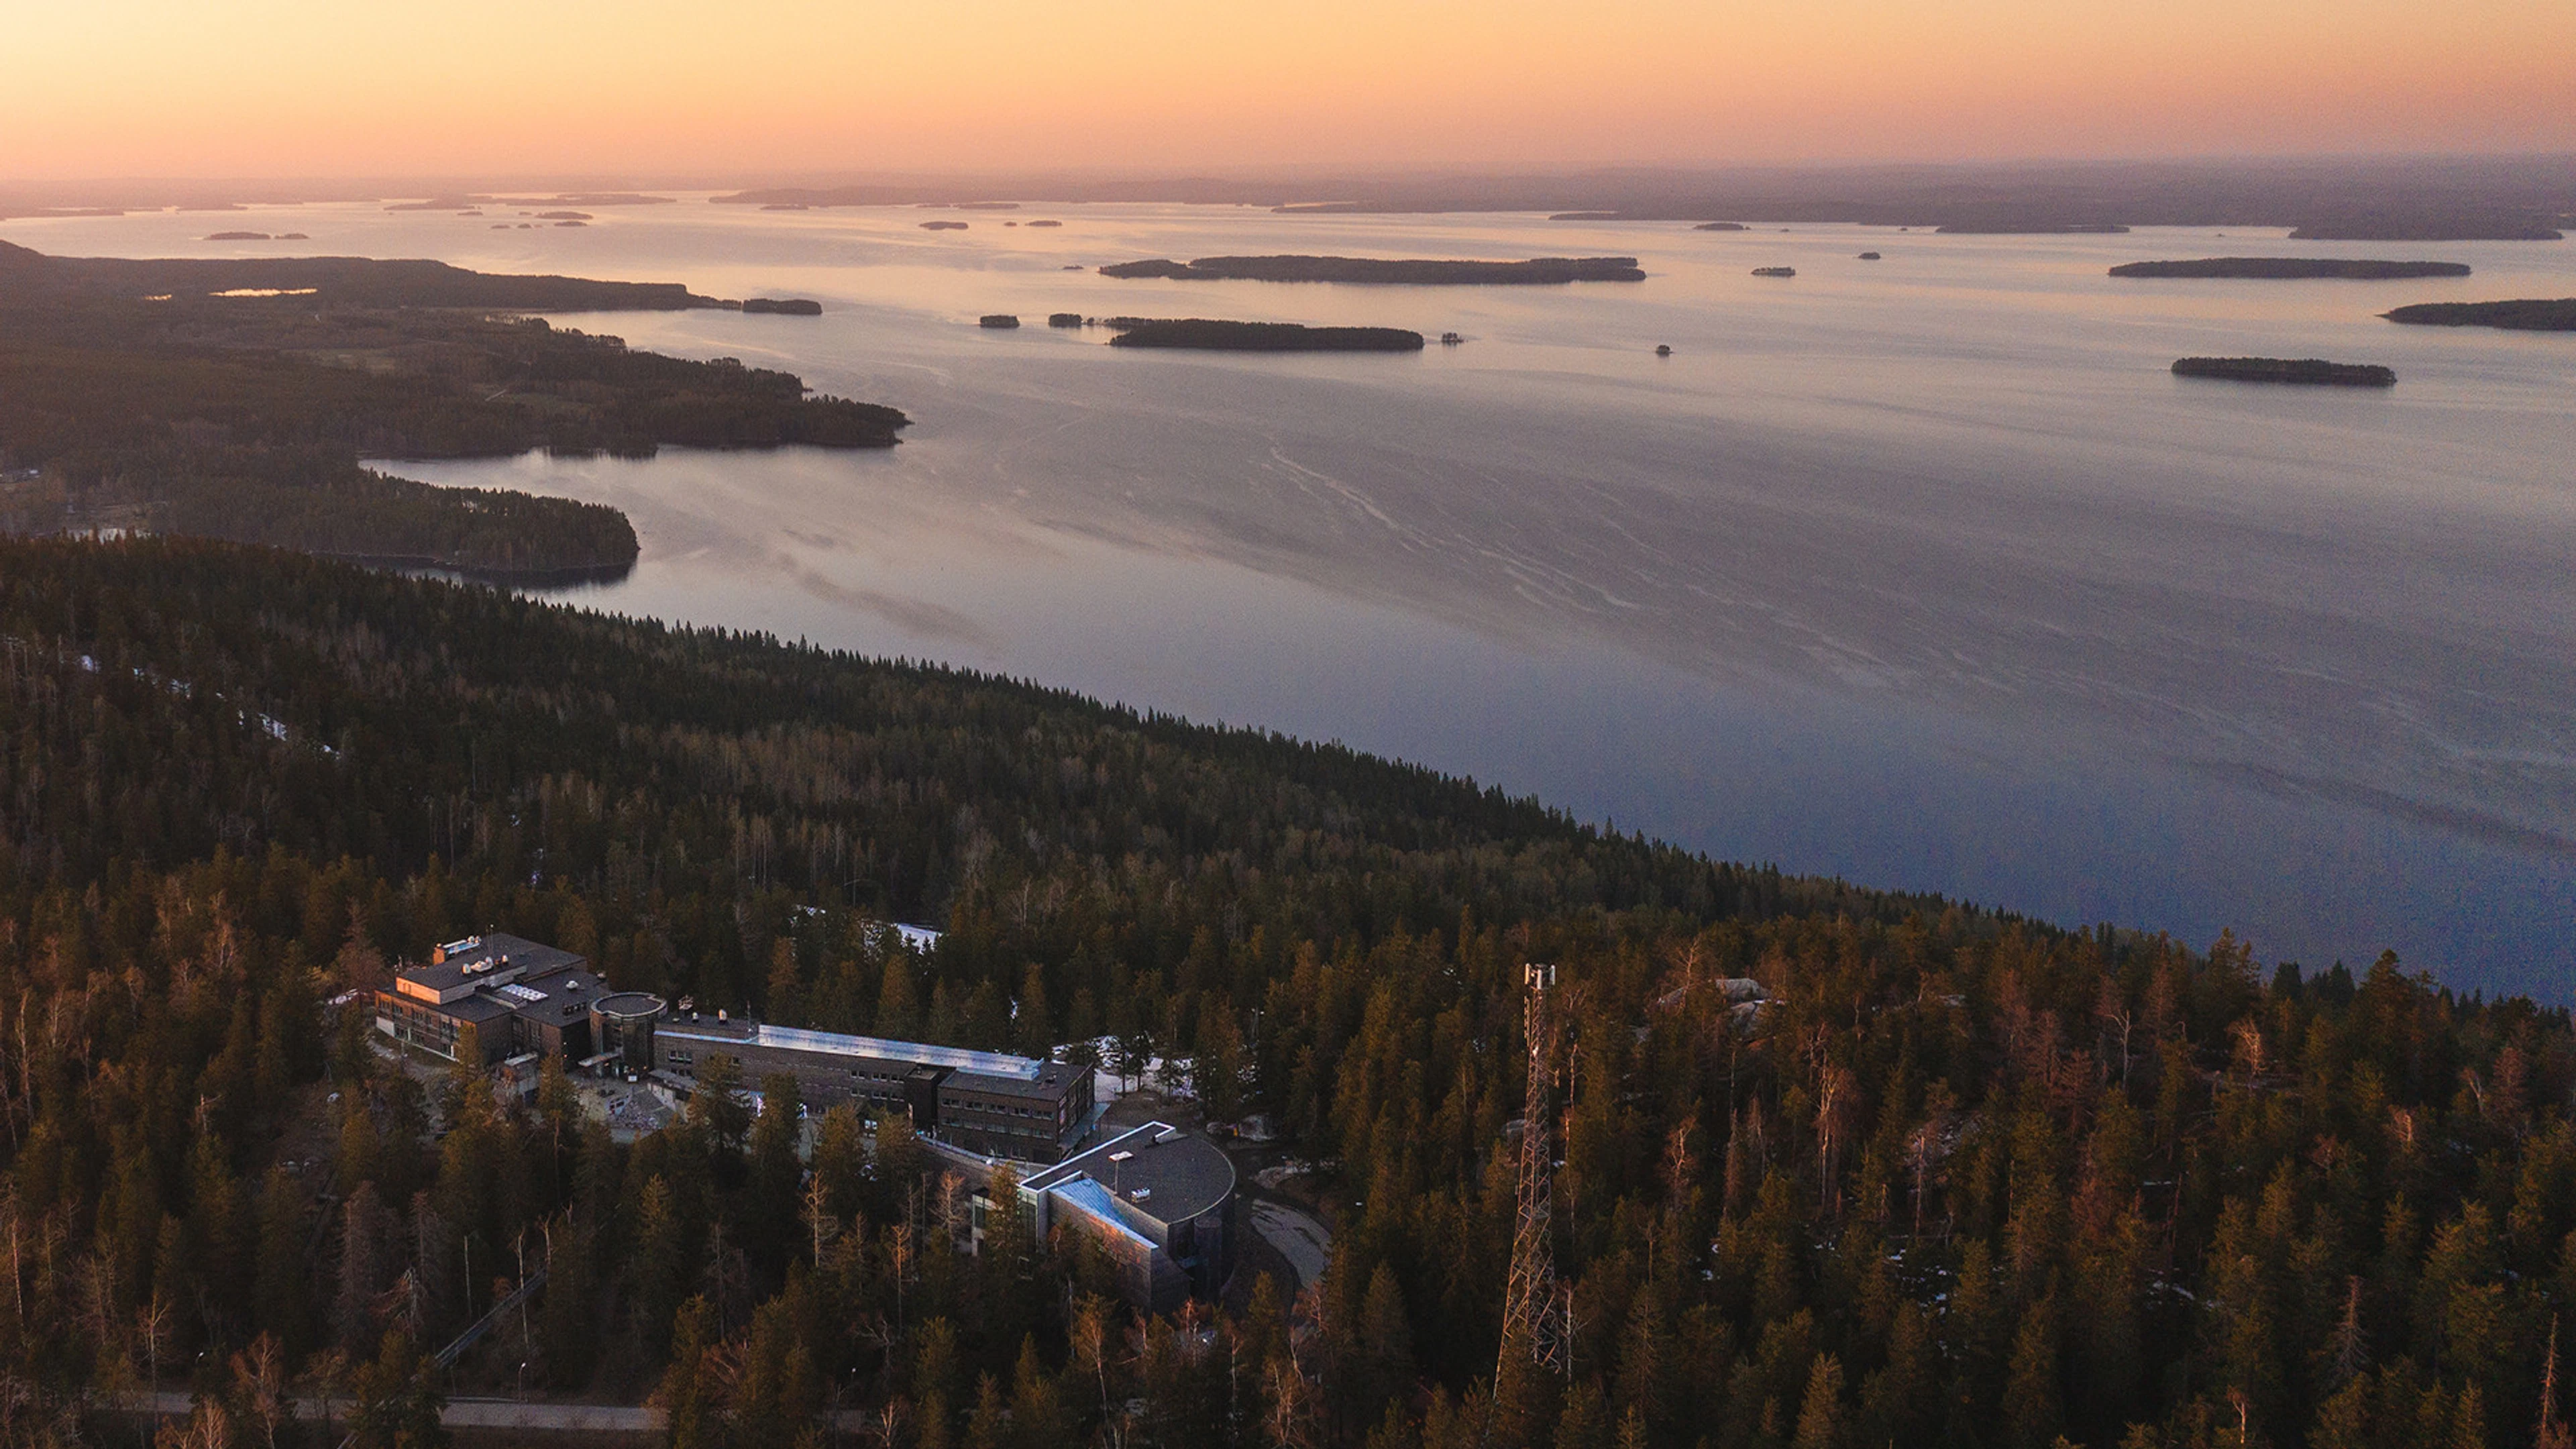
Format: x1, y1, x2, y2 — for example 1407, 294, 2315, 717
1104, 319, 1425, 350
1100, 254, 1646, 284
2171, 356, 2396, 386
2110, 258, 2472, 280
2382, 298, 2576, 331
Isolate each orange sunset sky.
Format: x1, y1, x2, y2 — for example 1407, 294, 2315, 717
5, 0, 2575, 178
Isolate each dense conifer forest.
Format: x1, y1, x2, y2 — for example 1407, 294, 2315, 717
0, 242, 907, 576
0, 537, 2569, 1449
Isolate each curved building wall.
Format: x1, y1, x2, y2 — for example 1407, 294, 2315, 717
591, 994, 665, 1071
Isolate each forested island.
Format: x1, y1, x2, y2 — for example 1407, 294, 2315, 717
2171, 357, 2398, 386
0, 535, 2571, 1449
2384, 299, 2576, 331
1101, 254, 1648, 284
0, 241, 908, 575
741, 297, 823, 315
2112, 258, 2473, 280
1105, 319, 1426, 351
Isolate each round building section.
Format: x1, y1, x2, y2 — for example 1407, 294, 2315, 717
590, 991, 665, 1073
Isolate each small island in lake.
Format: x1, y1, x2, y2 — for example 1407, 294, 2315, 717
2111, 258, 2472, 280
2171, 357, 2396, 387
920, 220, 969, 231
979, 314, 1021, 329
741, 297, 824, 315
1752, 266, 1796, 278
1099, 255, 1646, 284
1026, 219, 1063, 227
203, 231, 270, 241
1693, 222, 1749, 231
1046, 313, 1084, 328
1858, 252, 1882, 260
1104, 319, 1425, 351
2382, 299, 2576, 331
536, 211, 593, 221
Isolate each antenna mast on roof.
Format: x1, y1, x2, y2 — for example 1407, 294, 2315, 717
1500, 963, 1570, 1384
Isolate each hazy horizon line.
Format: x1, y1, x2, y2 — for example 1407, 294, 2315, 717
9, 150, 2576, 199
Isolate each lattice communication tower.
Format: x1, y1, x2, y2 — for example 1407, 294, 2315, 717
1501, 961, 1572, 1382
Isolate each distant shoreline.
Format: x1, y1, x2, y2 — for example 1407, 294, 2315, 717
2112, 258, 2471, 280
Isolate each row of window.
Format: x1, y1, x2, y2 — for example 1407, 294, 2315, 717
956, 1101, 1055, 1120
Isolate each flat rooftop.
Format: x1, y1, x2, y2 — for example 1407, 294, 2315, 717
497, 967, 609, 1026
396, 932, 586, 1000
655, 1020, 1049, 1083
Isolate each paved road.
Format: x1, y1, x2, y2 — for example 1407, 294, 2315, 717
114, 1391, 904, 1434
1244, 1197, 1332, 1289
115, 1391, 663, 1432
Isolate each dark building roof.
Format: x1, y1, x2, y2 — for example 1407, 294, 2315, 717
1026, 1122, 1235, 1225
494, 967, 609, 1028
427, 992, 517, 1027
395, 932, 586, 1002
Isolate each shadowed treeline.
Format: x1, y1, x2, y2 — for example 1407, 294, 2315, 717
0, 538, 2567, 1447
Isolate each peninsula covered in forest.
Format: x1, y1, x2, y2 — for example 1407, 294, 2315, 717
0, 240, 907, 576
2383, 298, 2576, 330
2110, 258, 2473, 279
1100, 254, 1647, 284
2171, 356, 2398, 386
1104, 319, 1426, 350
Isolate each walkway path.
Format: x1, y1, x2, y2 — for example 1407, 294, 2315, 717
1243, 1197, 1332, 1289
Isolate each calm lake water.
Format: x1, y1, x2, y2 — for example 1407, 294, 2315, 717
11, 200, 2576, 998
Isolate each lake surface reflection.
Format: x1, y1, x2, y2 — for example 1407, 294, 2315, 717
11, 199, 2573, 996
